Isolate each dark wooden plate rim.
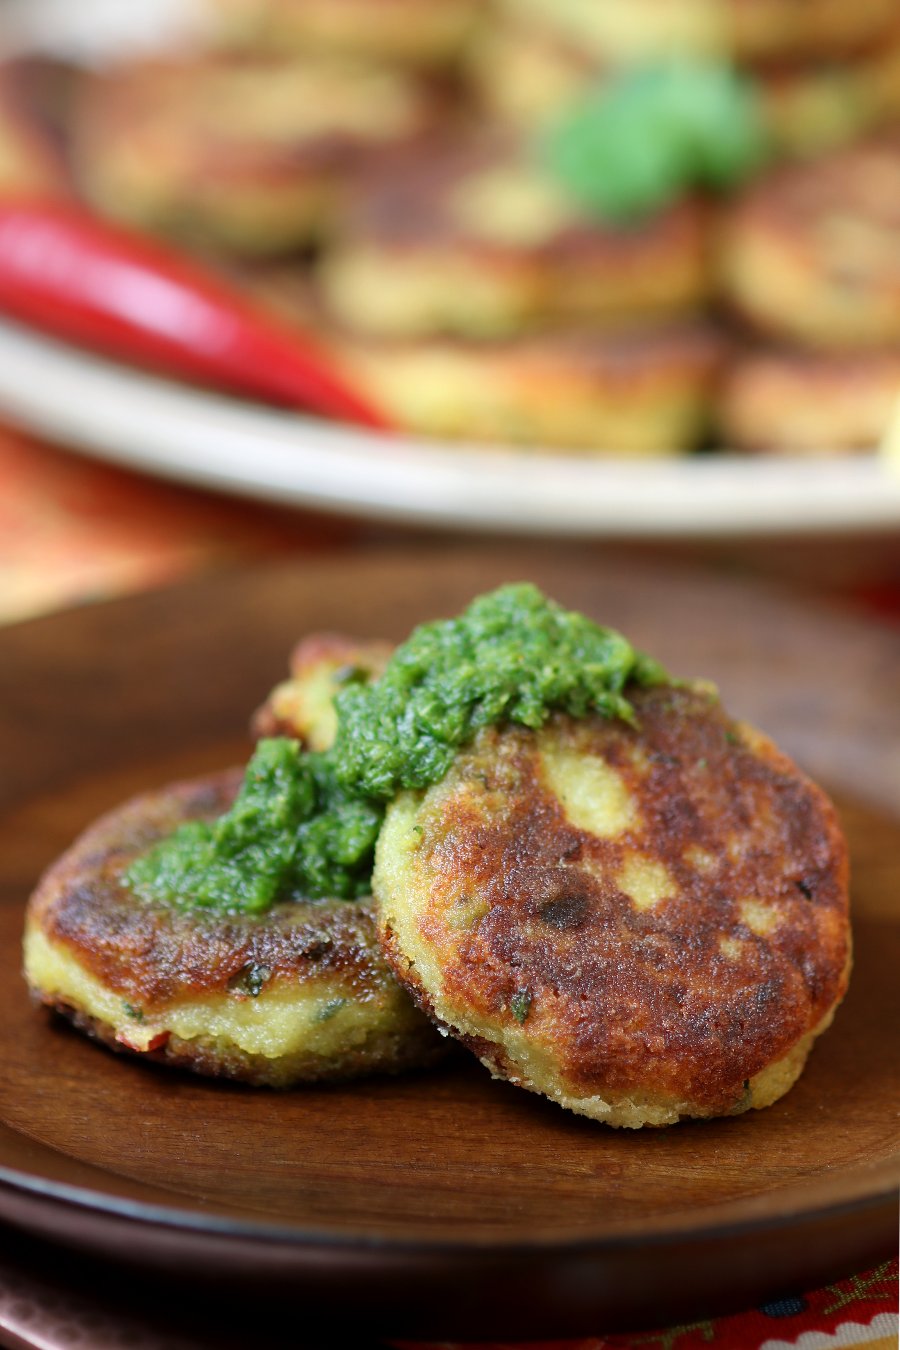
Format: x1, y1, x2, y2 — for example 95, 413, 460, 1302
0, 1163, 895, 1255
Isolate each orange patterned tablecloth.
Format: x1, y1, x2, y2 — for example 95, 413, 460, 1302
0, 423, 354, 626
4, 422, 900, 630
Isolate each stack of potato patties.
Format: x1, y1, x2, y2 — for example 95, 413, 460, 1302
218, 0, 725, 456
314, 135, 723, 455
57, 0, 721, 456
465, 0, 900, 456
67, 5, 466, 258
716, 133, 900, 455
468, 0, 900, 160
44, 0, 900, 455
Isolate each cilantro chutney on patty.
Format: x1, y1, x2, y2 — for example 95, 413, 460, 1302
23, 770, 444, 1086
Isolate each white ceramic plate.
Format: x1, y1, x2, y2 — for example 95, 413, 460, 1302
2, 1, 900, 537
2, 322, 900, 536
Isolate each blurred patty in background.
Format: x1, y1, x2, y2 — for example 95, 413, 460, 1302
317, 139, 712, 337
70, 54, 444, 254
207, 0, 485, 66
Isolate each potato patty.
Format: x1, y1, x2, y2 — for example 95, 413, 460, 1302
24, 771, 443, 1085
374, 682, 850, 1127
719, 135, 900, 351
756, 27, 900, 160
319, 139, 711, 339
207, 0, 483, 67
253, 633, 393, 749
496, 0, 898, 63
70, 55, 438, 254
330, 320, 724, 454
467, 18, 900, 159
718, 347, 900, 454
241, 261, 722, 453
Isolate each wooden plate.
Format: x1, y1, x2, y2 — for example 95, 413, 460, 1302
0, 547, 897, 1340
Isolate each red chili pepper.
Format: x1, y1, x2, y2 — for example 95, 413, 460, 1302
114, 1028, 170, 1054
0, 199, 391, 430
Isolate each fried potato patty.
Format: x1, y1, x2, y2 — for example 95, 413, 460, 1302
719, 347, 900, 454
253, 633, 393, 749
725, 0, 898, 59
374, 682, 850, 1127
719, 135, 900, 350
207, 0, 483, 67
24, 771, 443, 1086
330, 320, 724, 454
496, 0, 898, 63
70, 55, 438, 254
242, 252, 721, 453
319, 140, 711, 339
757, 27, 900, 159
467, 18, 900, 159
463, 18, 595, 133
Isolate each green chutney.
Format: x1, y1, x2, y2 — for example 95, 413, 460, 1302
125, 583, 667, 914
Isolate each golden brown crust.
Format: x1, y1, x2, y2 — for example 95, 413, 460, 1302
207, 0, 483, 66
349, 138, 706, 264
463, 17, 594, 132
27, 770, 395, 1008
718, 347, 900, 454
25, 769, 445, 1084
333, 320, 726, 453
719, 135, 900, 350
468, 16, 900, 158
751, 23, 900, 158
726, 0, 898, 60
33, 995, 445, 1088
376, 684, 850, 1119
238, 265, 724, 453
496, 0, 898, 62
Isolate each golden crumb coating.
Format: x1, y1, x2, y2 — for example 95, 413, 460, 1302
374, 683, 850, 1127
719, 347, 900, 455
319, 139, 712, 339
207, 0, 484, 66
719, 135, 900, 351
23, 771, 444, 1086
495, 0, 898, 63
70, 55, 438, 254
253, 632, 393, 748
